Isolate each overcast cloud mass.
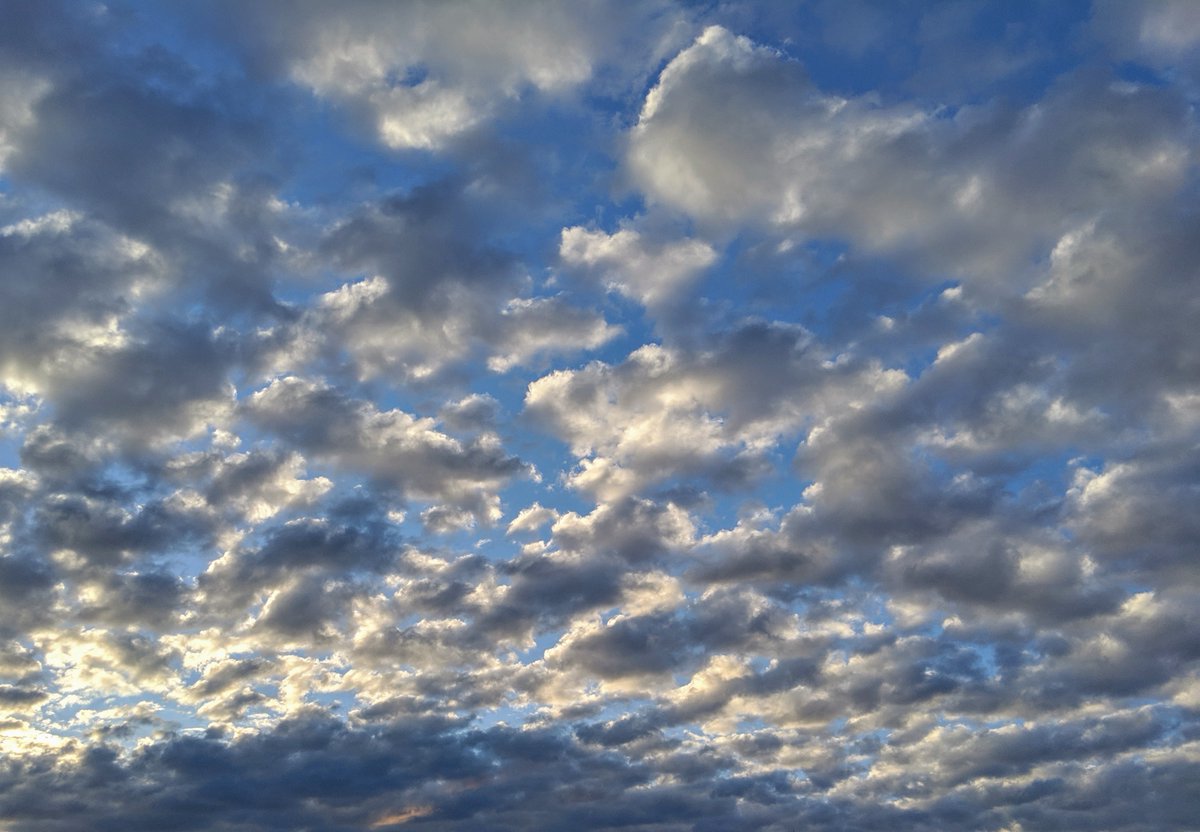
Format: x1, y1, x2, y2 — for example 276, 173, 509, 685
0, 1, 1198, 829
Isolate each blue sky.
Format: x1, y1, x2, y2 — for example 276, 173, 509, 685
1, 1, 1199, 829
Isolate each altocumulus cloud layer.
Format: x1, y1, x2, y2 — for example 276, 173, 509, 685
0, 1, 1198, 829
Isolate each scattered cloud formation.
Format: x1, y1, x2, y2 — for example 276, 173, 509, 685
0, 2, 1197, 830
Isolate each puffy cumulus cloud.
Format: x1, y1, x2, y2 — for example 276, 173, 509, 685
526, 320, 905, 498
0, 711, 796, 831
41, 322, 238, 451
628, 25, 1194, 282
560, 224, 717, 308
39, 627, 181, 701
205, 0, 679, 151
0, 2, 1197, 830
245, 376, 525, 521
2, 699, 1196, 831
0, 4, 294, 320
1065, 453, 1200, 582
0, 554, 56, 640
437, 393, 499, 433
546, 497, 696, 565
486, 295, 620, 373
506, 502, 558, 536
31, 487, 213, 570
72, 570, 189, 630
274, 185, 617, 382
170, 448, 332, 525
0, 211, 165, 397
1019, 212, 1200, 422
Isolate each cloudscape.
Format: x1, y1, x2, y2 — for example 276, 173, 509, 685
1, 1, 1198, 829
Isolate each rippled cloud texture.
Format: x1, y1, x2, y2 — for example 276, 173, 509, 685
1, 1, 1198, 829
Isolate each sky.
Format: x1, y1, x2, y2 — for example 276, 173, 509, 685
0, 1, 1198, 829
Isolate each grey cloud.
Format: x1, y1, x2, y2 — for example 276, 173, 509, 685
437, 394, 499, 433
1, 5, 285, 317
629, 26, 1193, 284
194, 0, 681, 151
0, 213, 162, 396
1018, 210, 1200, 425
186, 658, 275, 701
482, 551, 626, 637
1066, 451, 1200, 581
1023, 592, 1200, 702
548, 497, 694, 564
691, 444, 995, 593
889, 533, 1120, 623
551, 611, 700, 683
33, 490, 210, 569
881, 708, 1176, 793
16, 426, 106, 485
1092, 0, 1200, 87
525, 319, 900, 498
75, 571, 188, 629
42, 320, 237, 450
286, 183, 616, 381
252, 574, 354, 642
0, 555, 56, 638
0, 642, 40, 683
189, 448, 331, 524
196, 511, 400, 620
245, 376, 525, 521
546, 589, 798, 686
0, 707, 1193, 831
0, 685, 46, 708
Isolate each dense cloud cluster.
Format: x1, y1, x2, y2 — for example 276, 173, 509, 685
0, 1, 1198, 829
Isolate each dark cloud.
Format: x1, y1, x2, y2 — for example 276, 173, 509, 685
75, 570, 188, 629
0, 555, 56, 638
0, 708, 1194, 831
33, 489, 210, 569
244, 376, 526, 521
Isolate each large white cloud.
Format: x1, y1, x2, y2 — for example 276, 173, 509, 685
628, 25, 1193, 282
210, 0, 683, 151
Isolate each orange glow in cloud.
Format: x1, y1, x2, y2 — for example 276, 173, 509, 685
370, 805, 435, 827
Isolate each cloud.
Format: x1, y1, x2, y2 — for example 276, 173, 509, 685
560, 225, 717, 308
0, 211, 165, 397
506, 502, 558, 536
201, 0, 680, 151
0, 2, 1196, 830
628, 25, 1193, 281
1093, 0, 1200, 84
526, 320, 904, 498
187, 449, 332, 524
245, 376, 526, 520
270, 183, 618, 382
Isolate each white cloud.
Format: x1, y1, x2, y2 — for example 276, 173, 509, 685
231, 0, 670, 150
486, 296, 618, 373
629, 25, 1193, 282
507, 503, 559, 536
560, 225, 717, 307
526, 326, 906, 498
